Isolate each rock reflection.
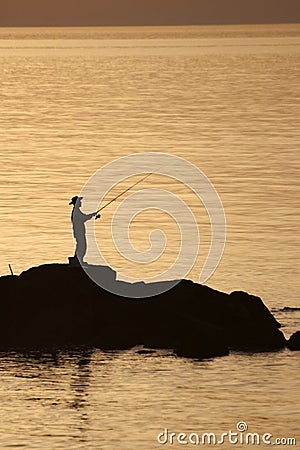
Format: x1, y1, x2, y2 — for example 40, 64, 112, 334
0, 348, 95, 443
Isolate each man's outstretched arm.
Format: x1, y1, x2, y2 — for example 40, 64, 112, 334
85, 210, 101, 221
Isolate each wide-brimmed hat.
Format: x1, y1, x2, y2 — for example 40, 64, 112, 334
69, 196, 83, 205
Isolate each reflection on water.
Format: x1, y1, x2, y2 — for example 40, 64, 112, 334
0, 344, 299, 450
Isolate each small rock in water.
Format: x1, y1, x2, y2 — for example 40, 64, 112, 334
287, 331, 300, 351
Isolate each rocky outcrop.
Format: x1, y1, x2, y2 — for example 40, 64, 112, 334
287, 331, 300, 351
0, 263, 287, 358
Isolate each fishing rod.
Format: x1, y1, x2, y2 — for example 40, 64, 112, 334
95, 172, 154, 219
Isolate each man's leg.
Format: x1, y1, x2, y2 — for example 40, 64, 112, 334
75, 234, 87, 264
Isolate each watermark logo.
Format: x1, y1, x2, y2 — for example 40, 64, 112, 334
157, 422, 297, 446
76, 152, 226, 298
237, 421, 248, 432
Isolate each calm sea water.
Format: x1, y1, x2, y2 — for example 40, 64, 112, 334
0, 24, 299, 449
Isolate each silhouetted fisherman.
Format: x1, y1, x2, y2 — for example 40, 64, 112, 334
69, 196, 100, 264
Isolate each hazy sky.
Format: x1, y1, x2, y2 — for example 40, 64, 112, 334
1, 0, 300, 26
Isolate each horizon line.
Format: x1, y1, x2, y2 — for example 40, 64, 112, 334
1, 21, 300, 28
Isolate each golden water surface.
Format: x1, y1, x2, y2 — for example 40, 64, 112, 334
0, 24, 299, 449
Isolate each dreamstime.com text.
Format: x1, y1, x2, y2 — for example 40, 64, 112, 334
157, 422, 296, 446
